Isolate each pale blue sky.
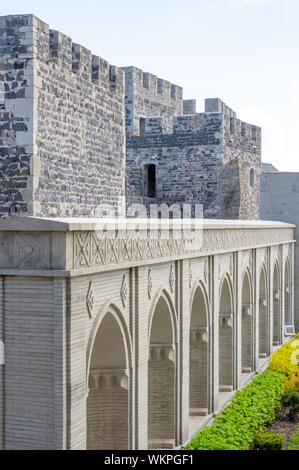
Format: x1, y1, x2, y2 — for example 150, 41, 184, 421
1, 0, 299, 171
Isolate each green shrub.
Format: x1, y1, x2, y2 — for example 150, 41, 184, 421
269, 334, 299, 377
288, 424, 299, 450
253, 432, 284, 450
282, 391, 299, 420
185, 371, 285, 451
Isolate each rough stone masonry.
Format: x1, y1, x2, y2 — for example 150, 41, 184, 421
0, 14, 125, 218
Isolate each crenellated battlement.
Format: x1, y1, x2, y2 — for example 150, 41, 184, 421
205, 98, 237, 118
134, 110, 260, 143
121, 66, 183, 102
0, 14, 124, 92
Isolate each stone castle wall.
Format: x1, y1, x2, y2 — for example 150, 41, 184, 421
0, 14, 125, 218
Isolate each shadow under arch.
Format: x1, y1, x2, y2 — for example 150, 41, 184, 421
284, 257, 291, 325
218, 273, 235, 392
259, 263, 270, 358
148, 288, 178, 450
241, 268, 254, 373
273, 261, 281, 346
86, 302, 133, 451
189, 280, 211, 416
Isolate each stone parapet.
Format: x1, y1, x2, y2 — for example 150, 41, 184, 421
0, 217, 294, 275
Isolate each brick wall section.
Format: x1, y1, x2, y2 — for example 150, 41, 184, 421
148, 359, 175, 445
0, 15, 125, 217
87, 389, 128, 450
4, 276, 55, 450
219, 323, 233, 388
189, 340, 208, 409
241, 314, 253, 370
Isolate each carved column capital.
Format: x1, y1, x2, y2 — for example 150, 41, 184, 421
190, 327, 208, 343
219, 313, 233, 328
89, 368, 129, 391
259, 296, 267, 308
149, 343, 175, 362
242, 303, 252, 317
273, 289, 280, 301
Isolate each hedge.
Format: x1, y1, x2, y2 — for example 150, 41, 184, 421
185, 371, 285, 450
288, 424, 299, 450
269, 333, 299, 377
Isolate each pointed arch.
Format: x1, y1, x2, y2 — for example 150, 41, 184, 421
148, 290, 177, 449
219, 274, 234, 392
259, 264, 269, 358
284, 257, 291, 326
189, 281, 210, 416
86, 304, 132, 450
273, 261, 281, 346
241, 269, 253, 373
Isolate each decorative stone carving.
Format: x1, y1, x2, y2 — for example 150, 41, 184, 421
120, 274, 128, 308
71, 227, 294, 270
169, 265, 175, 293
218, 263, 222, 281
148, 269, 153, 299
89, 369, 129, 390
189, 261, 192, 289
149, 344, 175, 362
12, 232, 50, 269
204, 259, 209, 284
86, 281, 96, 319
219, 313, 233, 328
190, 327, 208, 343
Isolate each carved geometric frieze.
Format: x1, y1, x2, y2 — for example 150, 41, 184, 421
219, 312, 233, 328
86, 281, 96, 319
12, 232, 50, 269
190, 327, 208, 343
120, 274, 128, 308
71, 227, 294, 270
89, 369, 129, 391
149, 344, 175, 362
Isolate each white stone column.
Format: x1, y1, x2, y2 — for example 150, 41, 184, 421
0, 276, 4, 450
211, 255, 219, 412
53, 278, 68, 450
179, 259, 189, 446
236, 252, 242, 389
134, 266, 149, 450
